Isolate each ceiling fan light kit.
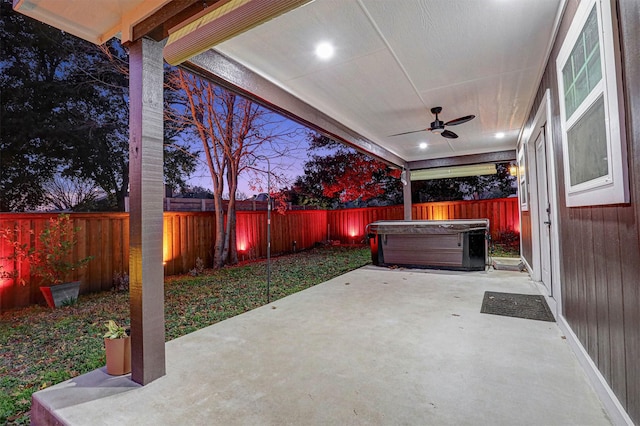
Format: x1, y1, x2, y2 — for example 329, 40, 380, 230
391, 106, 475, 139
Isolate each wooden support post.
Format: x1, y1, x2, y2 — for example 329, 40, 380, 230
403, 168, 412, 220
128, 38, 166, 385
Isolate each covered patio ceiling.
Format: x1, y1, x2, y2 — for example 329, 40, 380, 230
14, 0, 565, 167
213, 0, 564, 165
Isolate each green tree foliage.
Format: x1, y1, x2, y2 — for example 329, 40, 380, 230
0, 1, 197, 211
176, 185, 215, 199
61, 40, 131, 210
412, 163, 516, 202
0, 0, 77, 211
291, 135, 403, 209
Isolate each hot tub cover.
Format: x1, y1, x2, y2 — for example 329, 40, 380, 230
366, 219, 489, 235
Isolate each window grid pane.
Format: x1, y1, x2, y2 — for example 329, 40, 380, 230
562, 5, 601, 118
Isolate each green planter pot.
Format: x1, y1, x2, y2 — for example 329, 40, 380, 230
40, 281, 81, 308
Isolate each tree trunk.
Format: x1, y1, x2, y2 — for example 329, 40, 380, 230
226, 166, 238, 265
169, 70, 297, 268
213, 199, 225, 269
212, 173, 226, 269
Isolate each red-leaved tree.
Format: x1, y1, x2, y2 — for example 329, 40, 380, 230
291, 134, 402, 208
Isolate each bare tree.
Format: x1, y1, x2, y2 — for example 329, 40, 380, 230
168, 69, 303, 267
42, 174, 101, 211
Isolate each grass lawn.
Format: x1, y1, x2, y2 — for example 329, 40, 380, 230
0, 245, 371, 425
489, 243, 520, 258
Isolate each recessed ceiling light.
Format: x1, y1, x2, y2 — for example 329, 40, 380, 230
315, 42, 334, 60
419, 142, 428, 149
495, 132, 505, 139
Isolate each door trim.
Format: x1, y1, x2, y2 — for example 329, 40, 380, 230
534, 130, 552, 295
524, 89, 562, 317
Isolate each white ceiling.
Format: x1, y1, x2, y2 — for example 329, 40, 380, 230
14, 0, 564, 165
215, 0, 563, 163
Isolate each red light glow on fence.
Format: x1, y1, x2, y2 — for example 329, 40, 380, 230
0, 277, 13, 289
0, 245, 14, 288
163, 233, 170, 263
433, 209, 450, 220
236, 225, 251, 253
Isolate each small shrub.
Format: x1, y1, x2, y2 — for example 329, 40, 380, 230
189, 257, 205, 276
0, 214, 93, 286
495, 230, 520, 249
0, 264, 18, 283
492, 229, 520, 257
103, 320, 128, 339
60, 297, 78, 307
238, 245, 257, 261
112, 271, 129, 292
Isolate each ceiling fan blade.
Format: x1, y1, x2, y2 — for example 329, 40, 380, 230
445, 115, 475, 126
442, 130, 458, 139
389, 129, 427, 137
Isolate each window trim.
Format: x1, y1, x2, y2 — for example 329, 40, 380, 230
556, 0, 628, 207
518, 145, 528, 211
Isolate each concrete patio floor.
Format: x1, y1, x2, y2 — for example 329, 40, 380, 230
32, 266, 610, 425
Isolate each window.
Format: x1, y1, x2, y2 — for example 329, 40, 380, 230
556, 0, 628, 207
518, 145, 528, 211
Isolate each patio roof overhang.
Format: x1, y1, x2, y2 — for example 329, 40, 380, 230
13, 0, 565, 170
12, 0, 174, 44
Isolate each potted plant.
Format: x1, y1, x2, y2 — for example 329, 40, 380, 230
103, 320, 131, 376
0, 214, 93, 308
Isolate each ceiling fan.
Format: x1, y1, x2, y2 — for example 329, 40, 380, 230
391, 106, 475, 139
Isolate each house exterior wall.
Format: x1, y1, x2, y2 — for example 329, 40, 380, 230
521, 0, 640, 422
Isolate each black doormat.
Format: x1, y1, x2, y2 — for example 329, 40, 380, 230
480, 291, 555, 322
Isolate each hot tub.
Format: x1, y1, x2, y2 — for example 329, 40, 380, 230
366, 219, 489, 271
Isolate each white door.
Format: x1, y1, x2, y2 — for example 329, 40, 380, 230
535, 130, 553, 295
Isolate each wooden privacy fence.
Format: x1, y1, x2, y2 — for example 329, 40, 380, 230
325, 197, 519, 244
327, 205, 404, 243
0, 198, 518, 311
0, 213, 130, 311
0, 211, 328, 310
412, 197, 519, 240
163, 210, 327, 274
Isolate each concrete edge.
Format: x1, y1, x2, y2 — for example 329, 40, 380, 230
491, 258, 525, 271
31, 367, 141, 426
558, 315, 634, 426
31, 396, 67, 426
